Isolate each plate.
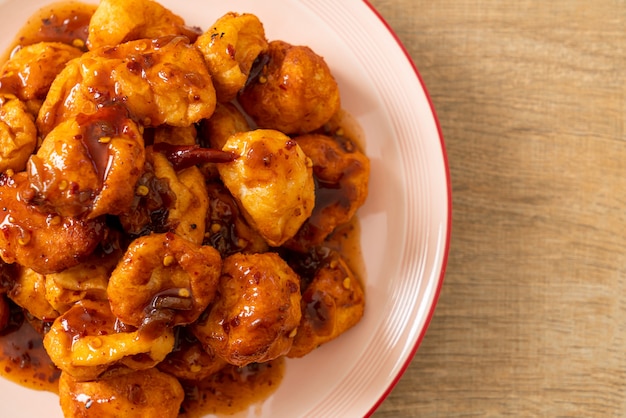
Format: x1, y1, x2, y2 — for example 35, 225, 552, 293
0, 0, 451, 416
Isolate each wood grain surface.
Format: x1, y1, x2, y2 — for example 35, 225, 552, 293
369, 1, 626, 416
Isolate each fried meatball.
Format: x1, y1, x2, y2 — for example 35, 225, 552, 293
38, 36, 216, 136
59, 368, 184, 418
192, 252, 302, 367
44, 241, 122, 314
239, 40, 340, 134
152, 124, 198, 146
286, 133, 370, 250
0, 42, 83, 107
120, 145, 212, 244
44, 300, 175, 380
195, 12, 268, 102
217, 129, 315, 247
107, 232, 222, 328
150, 149, 209, 244
0, 172, 105, 274
87, 0, 201, 49
27, 106, 145, 219
44, 272, 108, 315
287, 249, 365, 358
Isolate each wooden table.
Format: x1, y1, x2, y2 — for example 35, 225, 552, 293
369, 1, 626, 416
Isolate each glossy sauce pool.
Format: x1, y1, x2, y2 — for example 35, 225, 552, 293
0, 1, 367, 416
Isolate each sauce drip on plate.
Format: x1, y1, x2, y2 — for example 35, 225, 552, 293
0, 299, 59, 393
179, 359, 285, 417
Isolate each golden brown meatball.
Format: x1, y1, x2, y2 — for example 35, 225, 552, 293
87, 0, 201, 49
0, 98, 37, 173
287, 249, 365, 358
0, 42, 83, 107
217, 129, 315, 247
38, 36, 216, 136
44, 300, 175, 380
192, 252, 302, 367
28, 105, 145, 219
0, 172, 105, 275
100, 36, 216, 127
286, 133, 370, 251
59, 368, 184, 418
239, 40, 340, 134
107, 232, 222, 328
195, 12, 268, 102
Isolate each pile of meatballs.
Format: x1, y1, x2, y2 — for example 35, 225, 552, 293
0, 0, 370, 416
